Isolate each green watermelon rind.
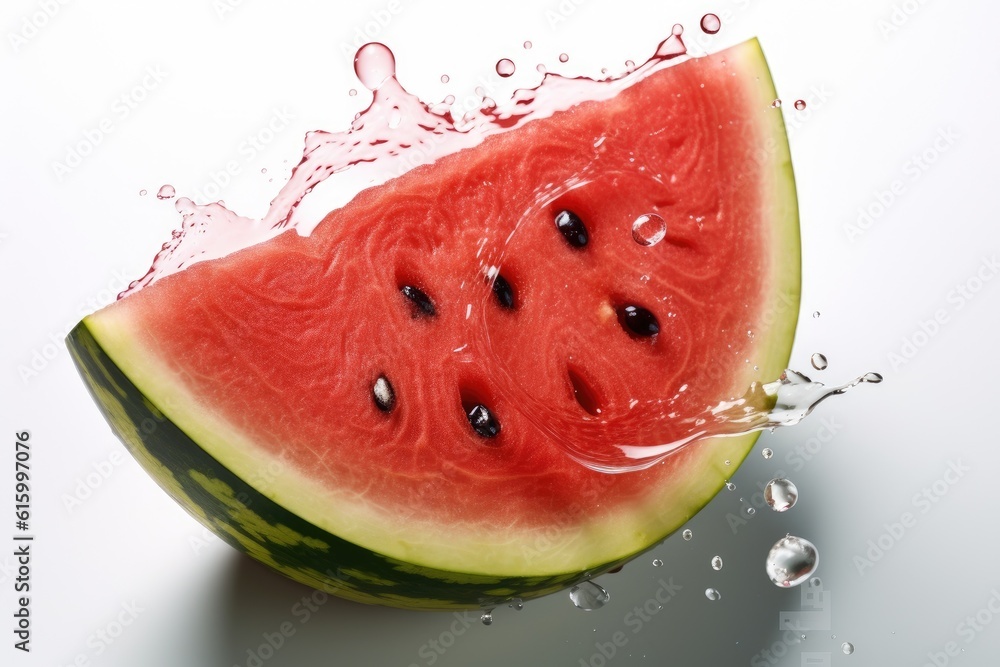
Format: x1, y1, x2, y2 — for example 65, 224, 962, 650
67, 38, 799, 610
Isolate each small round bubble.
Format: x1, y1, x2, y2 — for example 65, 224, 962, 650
811, 353, 829, 371
523, 40, 532, 49
771, 99, 782, 108
711, 555, 723, 571
652, 558, 663, 567
496, 59, 516, 78
631, 213, 667, 246
794, 99, 807, 110
725, 481, 735, 491
559, 53, 569, 63
156, 184, 176, 200
481, 611, 493, 625
671, 23, 684, 36
762, 448, 773, 459
704, 588, 721, 601
842, 642, 855, 655
682, 529, 693, 541
700, 13, 721, 34
440, 74, 449, 84
764, 478, 799, 512
765, 535, 819, 587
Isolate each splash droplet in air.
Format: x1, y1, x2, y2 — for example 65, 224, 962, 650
569, 580, 611, 610
559, 53, 569, 63
711, 555, 723, 571
842, 642, 855, 655
631, 213, 667, 246
496, 59, 516, 78
771, 98, 782, 108
705, 588, 721, 601
700, 14, 721, 34
354, 42, 396, 91
765, 535, 818, 587
764, 478, 798, 512
761, 447, 773, 459
481, 610, 494, 625
440, 74, 450, 84
794, 99, 807, 110
156, 184, 176, 200
682, 529, 693, 541
523, 40, 532, 50
652, 558, 663, 567
811, 353, 828, 371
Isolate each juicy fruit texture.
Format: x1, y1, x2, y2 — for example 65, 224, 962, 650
68, 39, 799, 609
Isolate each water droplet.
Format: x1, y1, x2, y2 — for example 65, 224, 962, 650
156, 184, 176, 200
705, 588, 721, 601
765, 535, 819, 587
682, 529, 693, 541
348, 88, 357, 97
842, 642, 855, 655
711, 555, 723, 571
764, 478, 799, 512
625, 59, 635, 70
496, 58, 516, 78
444, 94, 456, 105
671, 23, 684, 36
652, 558, 663, 567
812, 311, 821, 318
762, 448, 773, 459
700, 13, 721, 34
569, 581, 611, 611
794, 99, 807, 111
523, 40, 532, 50
863, 372, 883, 384
559, 53, 569, 63
631, 213, 667, 246
440, 74, 449, 84
481, 610, 494, 625
508, 598, 524, 610
139, 189, 147, 196
536, 63, 546, 74
811, 353, 828, 371
771, 99, 782, 108
725, 481, 735, 491
724, 459, 731, 466
746, 507, 756, 515
809, 577, 822, 587
354, 42, 396, 91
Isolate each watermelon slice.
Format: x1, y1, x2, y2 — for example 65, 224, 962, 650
68, 38, 799, 610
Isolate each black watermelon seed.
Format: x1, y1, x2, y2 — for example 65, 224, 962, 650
372, 375, 396, 412
492, 273, 515, 310
400, 285, 436, 317
554, 209, 589, 248
617, 304, 660, 338
467, 404, 501, 439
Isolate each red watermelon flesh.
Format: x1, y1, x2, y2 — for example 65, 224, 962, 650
75, 39, 798, 588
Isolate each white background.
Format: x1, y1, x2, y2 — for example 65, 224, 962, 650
2, 0, 999, 665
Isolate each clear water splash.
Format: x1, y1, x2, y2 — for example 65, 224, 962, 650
560, 369, 882, 473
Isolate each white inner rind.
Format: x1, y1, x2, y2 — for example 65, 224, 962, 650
87, 38, 798, 578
